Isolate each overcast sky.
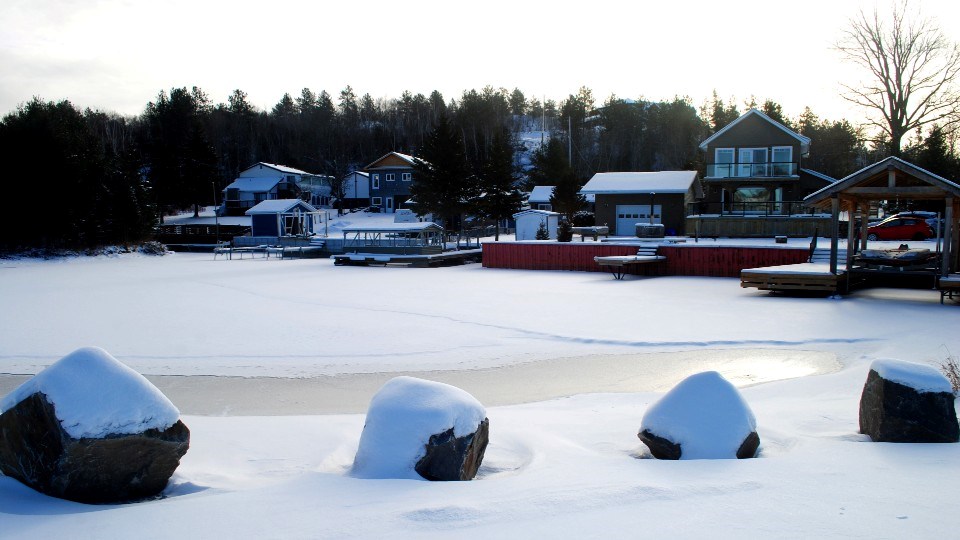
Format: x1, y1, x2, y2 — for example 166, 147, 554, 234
2, 0, 960, 123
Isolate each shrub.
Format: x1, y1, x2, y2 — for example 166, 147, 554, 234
941, 353, 960, 395
535, 220, 550, 240
557, 219, 573, 242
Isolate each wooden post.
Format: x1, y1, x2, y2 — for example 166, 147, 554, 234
846, 199, 856, 270
944, 197, 954, 276
860, 199, 870, 252
830, 195, 840, 275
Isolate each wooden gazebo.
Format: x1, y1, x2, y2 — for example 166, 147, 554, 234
804, 157, 960, 278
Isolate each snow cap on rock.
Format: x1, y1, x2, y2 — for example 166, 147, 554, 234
869, 359, 953, 394
640, 371, 757, 459
0, 347, 180, 439
352, 376, 487, 479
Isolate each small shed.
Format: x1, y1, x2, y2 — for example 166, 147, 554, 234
245, 199, 320, 237
513, 209, 560, 240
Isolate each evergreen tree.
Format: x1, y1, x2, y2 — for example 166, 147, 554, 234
476, 129, 523, 240
0, 99, 155, 251
549, 169, 586, 222
410, 112, 473, 233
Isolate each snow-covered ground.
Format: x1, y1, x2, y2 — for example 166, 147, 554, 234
1, 251, 959, 538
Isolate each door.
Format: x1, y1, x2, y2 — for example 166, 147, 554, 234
738, 148, 768, 177
615, 205, 661, 236
386, 197, 394, 213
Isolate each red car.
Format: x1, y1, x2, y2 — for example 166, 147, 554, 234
866, 216, 934, 241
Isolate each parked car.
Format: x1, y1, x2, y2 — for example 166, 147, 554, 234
865, 216, 934, 241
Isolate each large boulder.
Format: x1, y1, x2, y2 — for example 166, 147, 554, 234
0, 347, 189, 503
859, 359, 959, 443
352, 376, 489, 481
638, 371, 759, 460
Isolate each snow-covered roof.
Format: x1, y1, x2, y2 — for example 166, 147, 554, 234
580, 171, 699, 194
528, 186, 555, 203
364, 151, 422, 169
346, 171, 370, 178
513, 209, 560, 218
241, 162, 312, 176
805, 156, 960, 208
223, 177, 283, 192
245, 199, 318, 215
698, 109, 811, 153
799, 168, 836, 184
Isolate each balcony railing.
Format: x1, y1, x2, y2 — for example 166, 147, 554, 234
705, 162, 798, 178
687, 200, 825, 217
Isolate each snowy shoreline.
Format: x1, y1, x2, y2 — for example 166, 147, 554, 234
2, 348, 839, 416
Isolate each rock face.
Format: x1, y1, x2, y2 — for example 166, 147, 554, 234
352, 376, 489, 481
415, 418, 490, 481
0, 347, 189, 503
859, 362, 959, 443
638, 371, 759, 460
0, 391, 190, 503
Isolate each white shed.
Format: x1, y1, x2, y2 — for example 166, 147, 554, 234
513, 209, 560, 240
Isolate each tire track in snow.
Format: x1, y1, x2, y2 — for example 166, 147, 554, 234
191, 279, 882, 352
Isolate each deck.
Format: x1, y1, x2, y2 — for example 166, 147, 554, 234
333, 249, 482, 268
740, 263, 847, 293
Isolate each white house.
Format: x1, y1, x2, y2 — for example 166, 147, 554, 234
342, 171, 371, 209
221, 162, 321, 216
513, 209, 560, 240
528, 186, 555, 210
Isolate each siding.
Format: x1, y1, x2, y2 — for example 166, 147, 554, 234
482, 242, 810, 277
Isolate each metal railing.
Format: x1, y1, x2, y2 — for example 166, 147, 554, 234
687, 201, 825, 217
705, 162, 798, 178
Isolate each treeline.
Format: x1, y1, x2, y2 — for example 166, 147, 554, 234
2, 84, 958, 252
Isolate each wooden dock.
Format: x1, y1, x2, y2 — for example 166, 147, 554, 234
741, 263, 846, 293
333, 249, 482, 268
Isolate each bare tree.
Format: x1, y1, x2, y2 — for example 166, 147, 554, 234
836, 1, 960, 156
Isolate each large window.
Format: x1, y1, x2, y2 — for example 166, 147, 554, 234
372, 174, 380, 189
733, 187, 770, 213
772, 146, 793, 176
402, 172, 412, 182
714, 148, 735, 177
371, 197, 382, 206
386, 173, 395, 182
738, 148, 768, 177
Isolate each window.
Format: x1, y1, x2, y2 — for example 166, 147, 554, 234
772, 146, 793, 176
738, 148, 768, 177
371, 197, 382, 206
386, 173, 395, 182
402, 172, 412, 182
733, 187, 770, 213
714, 148, 735, 177
372, 174, 380, 189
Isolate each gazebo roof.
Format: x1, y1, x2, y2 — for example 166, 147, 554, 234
805, 156, 960, 209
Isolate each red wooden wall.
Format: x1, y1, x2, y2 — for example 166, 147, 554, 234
482, 242, 810, 277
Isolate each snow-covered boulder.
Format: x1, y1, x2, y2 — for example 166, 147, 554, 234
352, 376, 489, 481
0, 347, 190, 503
638, 371, 759, 460
859, 359, 959, 443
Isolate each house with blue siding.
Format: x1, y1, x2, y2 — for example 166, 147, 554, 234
363, 152, 419, 214
245, 199, 320, 237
